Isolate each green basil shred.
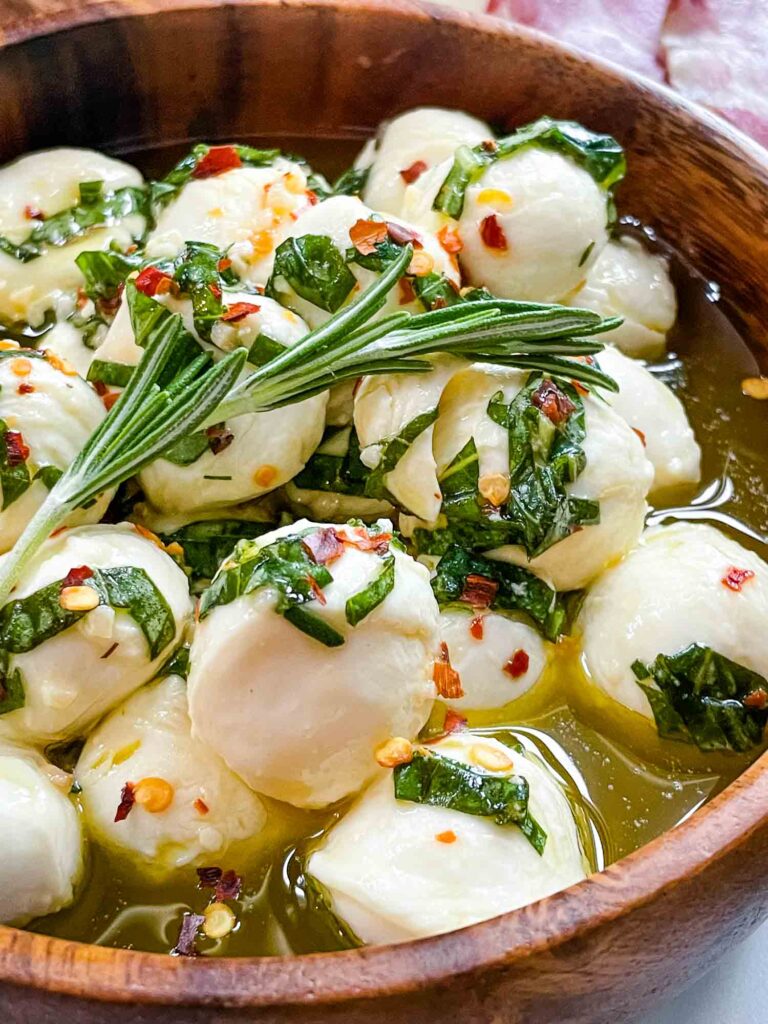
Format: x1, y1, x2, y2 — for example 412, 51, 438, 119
266, 235, 357, 314
345, 554, 395, 626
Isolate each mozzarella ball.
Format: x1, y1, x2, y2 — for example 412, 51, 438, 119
358, 107, 492, 219
568, 237, 677, 358
579, 523, 768, 720
188, 519, 439, 808
438, 609, 548, 709
0, 744, 83, 924
146, 158, 316, 286
76, 675, 266, 873
0, 148, 145, 327
458, 147, 609, 302
309, 733, 587, 942
38, 320, 96, 377
269, 196, 460, 329
354, 357, 466, 522
0, 350, 110, 553
598, 345, 701, 495
0, 523, 193, 744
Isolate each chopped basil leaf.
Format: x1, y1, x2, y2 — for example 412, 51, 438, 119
363, 408, 438, 506
125, 281, 208, 379
247, 333, 287, 367
293, 425, 369, 496
87, 359, 135, 388
578, 241, 596, 268
160, 430, 209, 466
430, 544, 575, 641
170, 241, 238, 342
393, 749, 547, 855
411, 272, 463, 310
0, 662, 24, 715
161, 643, 190, 680
0, 421, 32, 510
433, 118, 625, 218
332, 166, 370, 197
266, 235, 356, 314
345, 554, 395, 626
149, 143, 282, 209
0, 565, 176, 664
75, 247, 144, 303
159, 518, 275, 583
633, 644, 768, 753
34, 465, 63, 491
0, 183, 149, 262
199, 529, 343, 647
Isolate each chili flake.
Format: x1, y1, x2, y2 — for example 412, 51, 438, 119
114, 781, 136, 822
194, 798, 210, 816
206, 424, 234, 455
192, 146, 243, 179
135, 266, 173, 297
504, 649, 530, 679
4, 431, 30, 467
532, 379, 576, 425
386, 222, 423, 248
23, 204, 44, 221
349, 218, 388, 255
398, 277, 417, 305
307, 575, 327, 606
399, 160, 428, 184
343, 527, 391, 555
469, 615, 485, 640
743, 688, 768, 710
433, 641, 464, 699
16, 382, 34, 395
633, 428, 647, 447
171, 912, 205, 957
722, 566, 755, 592
221, 302, 261, 323
437, 224, 463, 255
479, 214, 508, 251
197, 865, 223, 889
302, 527, 344, 565
215, 869, 243, 902
62, 565, 94, 589
459, 573, 499, 608
435, 830, 457, 844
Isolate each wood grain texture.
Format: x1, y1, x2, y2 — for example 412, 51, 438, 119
0, 2, 767, 1021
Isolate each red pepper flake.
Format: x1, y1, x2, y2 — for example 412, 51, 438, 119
92, 379, 108, 397
102, 391, 120, 412
435, 829, 457, 844
100, 641, 119, 660
23, 204, 44, 221
460, 573, 499, 609
423, 708, 468, 745
114, 781, 136, 822
571, 379, 589, 397
349, 218, 389, 255
469, 615, 485, 640
743, 688, 768, 710
481, 139, 498, 153
398, 276, 417, 305
307, 575, 327, 606
17, 382, 34, 395
504, 649, 530, 679
196, 865, 223, 888
480, 214, 508, 251
433, 641, 464, 699
215, 869, 242, 902
633, 428, 647, 447
217, 258, 232, 272
306, 189, 319, 206
205, 424, 234, 455
134, 266, 173, 297
437, 224, 463, 255
171, 912, 205, 957
192, 145, 243, 179
4, 431, 30, 467
399, 160, 428, 184
194, 797, 210, 815
221, 302, 261, 323
302, 527, 345, 565
722, 566, 755, 592
208, 281, 222, 301
62, 565, 94, 589
98, 286, 124, 318
386, 221, 423, 248
532, 379, 576, 426
75, 287, 89, 311
343, 526, 392, 555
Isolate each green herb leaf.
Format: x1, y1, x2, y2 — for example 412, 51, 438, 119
247, 333, 287, 367
75, 248, 144, 303
363, 408, 438, 505
266, 235, 356, 314
0, 661, 24, 715
0, 422, 32, 510
159, 518, 275, 583
34, 466, 63, 491
633, 644, 768, 753
171, 241, 237, 342
393, 748, 547, 855
293, 425, 369, 496
345, 554, 395, 627
87, 359, 136, 388
433, 118, 626, 218
430, 545, 574, 641
160, 431, 210, 466
332, 166, 370, 197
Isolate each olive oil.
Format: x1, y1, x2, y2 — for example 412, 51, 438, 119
29, 136, 768, 956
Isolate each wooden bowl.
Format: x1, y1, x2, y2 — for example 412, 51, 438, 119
1, 2, 768, 1021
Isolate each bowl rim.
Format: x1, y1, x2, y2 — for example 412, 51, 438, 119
1, 0, 768, 1009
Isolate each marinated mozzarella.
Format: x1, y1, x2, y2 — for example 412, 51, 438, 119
438, 609, 548, 709
308, 733, 587, 942
0, 523, 192, 744
579, 523, 768, 719
358, 107, 492, 219
38, 320, 96, 377
0, 350, 110, 552
145, 158, 316, 286
457, 147, 609, 302
598, 345, 701, 495
0, 148, 145, 327
76, 674, 266, 872
267, 195, 460, 329
568, 237, 677, 358
188, 519, 440, 808
0, 745, 83, 925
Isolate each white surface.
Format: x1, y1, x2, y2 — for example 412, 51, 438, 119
639, 921, 768, 1023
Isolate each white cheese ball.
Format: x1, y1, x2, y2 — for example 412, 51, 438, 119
438, 609, 548, 709
146, 158, 316, 286
188, 519, 440, 808
458, 147, 609, 302
354, 357, 466, 522
0, 523, 193, 744
0, 350, 110, 553
269, 195, 460, 329
0, 148, 145, 327
598, 345, 701, 495
568, 237, 677, 358
579, 523, 768, 720
358, 107, 492, 219
406, 363, 653, 591
38, 320, 96, 377
0, 744, 83, 925
309, 733, 587, 943
76, 674, 266, 873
